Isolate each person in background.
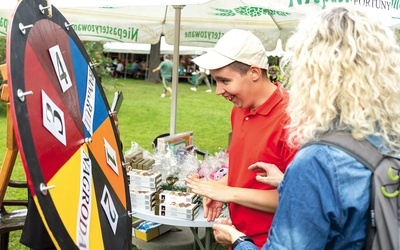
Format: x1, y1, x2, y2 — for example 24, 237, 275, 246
125, 60, 132, 77
140, 59, 148, 74
185, 29, 297, 248
116, 59, 124, 78
190, 66, 212, 92
211, 6, 400, 249
130, 60, 140, 78
152, 54, 173, 98
111, 58, 118, 78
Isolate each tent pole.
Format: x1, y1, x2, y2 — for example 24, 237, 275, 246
124, 53, 128, 79
170, 5, 184, 136
144, 54, 148, 80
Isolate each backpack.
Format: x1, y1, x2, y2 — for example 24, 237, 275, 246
303, 132, 400, 250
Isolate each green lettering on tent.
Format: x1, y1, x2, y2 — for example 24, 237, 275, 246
288, 0, 352, 9
394, 0, 400, 9
212, 6, 290, 17
130, 28, 139, 42
0, 18, 8, 32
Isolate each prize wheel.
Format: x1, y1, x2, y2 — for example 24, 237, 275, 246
6, 0, 132, 249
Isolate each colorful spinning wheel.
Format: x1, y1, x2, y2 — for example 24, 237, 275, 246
6, 0, 131, 249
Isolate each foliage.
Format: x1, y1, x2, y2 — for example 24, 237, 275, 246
82, 41, 111, 80
0, 37, 5, 84
0, 37, 5, 63
268, 64, 284, 83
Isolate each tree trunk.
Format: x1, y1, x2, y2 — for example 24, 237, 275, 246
148, 39, 162, 83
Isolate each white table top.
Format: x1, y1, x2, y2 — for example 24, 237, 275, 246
131, 207, 214, 228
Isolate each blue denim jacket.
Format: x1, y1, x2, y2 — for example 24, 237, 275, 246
235, 138, 375, 250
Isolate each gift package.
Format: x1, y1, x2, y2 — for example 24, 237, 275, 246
130, 190, 157, 211
155, 190, 200, 220
129, 169, 162, 212
156, 131, 194, 154
126, 134, 229, 222
124, 142, 155, 170
132, 220, 175, 242
159, 190, 199, 204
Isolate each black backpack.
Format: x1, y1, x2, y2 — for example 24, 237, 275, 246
303, 132, 400, 250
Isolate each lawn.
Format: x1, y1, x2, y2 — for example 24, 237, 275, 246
0, 77, 231, 249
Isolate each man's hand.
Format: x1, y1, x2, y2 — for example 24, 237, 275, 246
185, 175, 226, 221
185, 175, 231, 202
202, 196, 224, 222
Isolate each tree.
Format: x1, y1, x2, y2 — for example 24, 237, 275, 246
82, 41, 110, 80
148, 39, 162, 83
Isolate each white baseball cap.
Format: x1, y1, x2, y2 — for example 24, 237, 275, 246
192, 29, 269, 70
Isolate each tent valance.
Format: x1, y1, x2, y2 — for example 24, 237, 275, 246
103, 37, 205, 55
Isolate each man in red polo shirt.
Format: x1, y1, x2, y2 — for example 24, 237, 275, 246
186, 29, 297, 248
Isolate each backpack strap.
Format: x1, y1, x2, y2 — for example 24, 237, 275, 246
302, 131, 383, 172
302, 131, 384, 250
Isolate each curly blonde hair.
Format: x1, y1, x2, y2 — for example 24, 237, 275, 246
282, 7, 400, 151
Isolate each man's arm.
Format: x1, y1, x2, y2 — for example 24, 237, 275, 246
186, 175, 278, 213
152, 66, 161, 73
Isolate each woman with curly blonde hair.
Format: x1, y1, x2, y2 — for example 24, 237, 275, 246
211, 6, 400, 250
284, 7, 400, 150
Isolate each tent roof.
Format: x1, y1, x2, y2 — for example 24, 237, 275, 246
3, 0, 399, 50
103, 36, 205, 55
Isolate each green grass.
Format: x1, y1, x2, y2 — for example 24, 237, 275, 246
107, 78, 232, 154
1, 77, 230, 249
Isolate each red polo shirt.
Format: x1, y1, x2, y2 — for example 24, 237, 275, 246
228, 84, 297, 248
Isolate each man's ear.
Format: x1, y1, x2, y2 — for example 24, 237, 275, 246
249, 66, 262, 80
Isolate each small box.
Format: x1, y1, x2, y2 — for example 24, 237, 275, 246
160, 202, 199, 214
131, 197, 156, 206
128, 170, 162, 183
141, 159, 155, 170
132, 220, 175, 242
130, 178, 162, 189
130, 151, 144, 162
132, 158, 147, 170
159, 209, 200, 220
130, 185, 161, 193
131, 203, 156, 211
130, 190, 156, 201
124, 151, 144, 167
159, 190, 199, 204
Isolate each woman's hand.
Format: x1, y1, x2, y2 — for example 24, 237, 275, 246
248, 162, 284, 187
212, 218, 245, 246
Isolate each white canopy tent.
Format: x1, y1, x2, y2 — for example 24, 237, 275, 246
104, 43, 151, 55
0, 0, 298, 135
103, 36, 206, 55
2, 1, 399, 47
2, 0, 400, 134
0, 0, 302, 50
243, 0, 400, 28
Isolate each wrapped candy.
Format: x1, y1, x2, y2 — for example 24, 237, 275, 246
172, 150, 201, 192
197, 150, 229, 180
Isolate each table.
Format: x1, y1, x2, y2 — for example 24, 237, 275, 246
131, 207, 214, 250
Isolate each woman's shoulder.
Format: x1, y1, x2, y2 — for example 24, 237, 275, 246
296, 143, 353, 162
289, 143, 370, 177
